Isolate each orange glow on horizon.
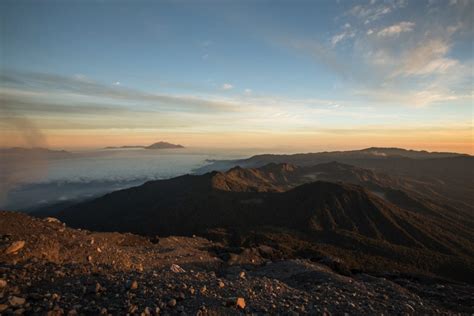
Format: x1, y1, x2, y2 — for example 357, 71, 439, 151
2, 128, 472, 155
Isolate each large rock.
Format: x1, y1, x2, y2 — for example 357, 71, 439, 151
226, 297, 246, 309
170, 264, 186, 273
4, 241, 25, 254
44, 217, 62, 224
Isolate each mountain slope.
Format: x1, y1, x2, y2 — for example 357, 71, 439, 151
57, 165, 474, 281
201, 162, 474, 234
57, 165, 473, 253
196, 149, 474, 211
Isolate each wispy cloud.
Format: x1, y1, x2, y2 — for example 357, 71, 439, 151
391, 39, 458, 77
221, 83, 234, 90
0, 71, 242, 113
1, 70, 365, 133
319, 0, 473, 108
354, 86, 468, 108
347, 0, 406, 24
376, 21, 415, 37
331, 23, 356, 47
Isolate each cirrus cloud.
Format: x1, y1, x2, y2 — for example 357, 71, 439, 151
376, 21, 415, 37
391, 39, 459, 77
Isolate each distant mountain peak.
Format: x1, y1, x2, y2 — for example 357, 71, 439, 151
104, 141, 184, 150
145, 141, 184, 149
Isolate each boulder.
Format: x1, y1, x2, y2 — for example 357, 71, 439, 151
4, 241, 25, 254
226, 297, 246, 309
44, 217, 62, 224
170, 264, 186, 273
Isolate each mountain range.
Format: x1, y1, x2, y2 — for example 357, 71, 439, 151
57, 149, 474, 282
3, 146, 474, 313
197, 147, 474, 207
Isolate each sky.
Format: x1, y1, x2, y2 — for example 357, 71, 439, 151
1, 0, 473, 153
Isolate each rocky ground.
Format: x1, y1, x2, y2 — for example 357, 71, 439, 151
1, 211, 473, 315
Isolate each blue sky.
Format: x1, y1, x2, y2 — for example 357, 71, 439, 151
1, 0, 473, 152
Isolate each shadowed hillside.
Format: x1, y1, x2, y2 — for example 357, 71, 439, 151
196, 148, 474, 212
57, 163, 474, 282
